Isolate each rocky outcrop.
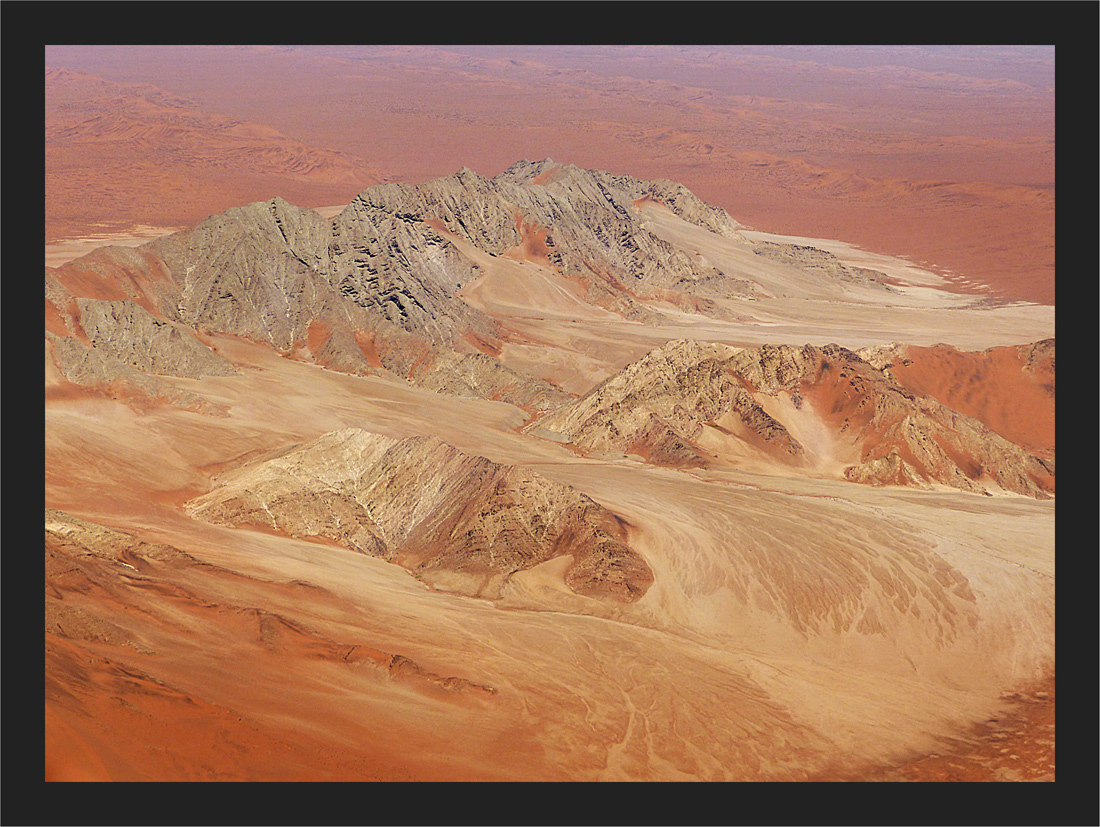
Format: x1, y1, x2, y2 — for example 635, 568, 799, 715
841, 394, 1054, 497
147, 197, 381, 351
328, 196, 494, 346
74, 298, 237, 378
186, 428, 653, 601
354, 159, 759, 320
45, 161, 766, 413
47, 332, 228, 415
531, 338, 1054, 498
46, 197, 570, 413
45, 247, 235, 411
145, 194, 500, 352
530, 339, 804, 466
142, 195, 569, 410
752, 241, 893, 289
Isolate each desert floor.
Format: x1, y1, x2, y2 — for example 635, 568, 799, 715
45, 205, 1054, 781
45, 45, 1054, 305
44, 45, 1055, 783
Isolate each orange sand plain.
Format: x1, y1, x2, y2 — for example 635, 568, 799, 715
45, 45, 1054, 304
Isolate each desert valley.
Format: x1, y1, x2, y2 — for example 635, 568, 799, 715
44, 45, 1054, 784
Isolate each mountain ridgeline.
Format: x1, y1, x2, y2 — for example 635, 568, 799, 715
45, 159, 760, 412
45, 158, 1053, 501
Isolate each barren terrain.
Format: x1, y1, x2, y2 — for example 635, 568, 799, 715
44, 46, 1054, 784
45, 44, 1054, 304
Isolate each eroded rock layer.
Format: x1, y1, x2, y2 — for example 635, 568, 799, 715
185, 428, 653, 601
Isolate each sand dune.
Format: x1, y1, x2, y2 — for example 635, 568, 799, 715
45, 317, 1053, 780
45, 66, 382, 244
886, 342, 1055, 458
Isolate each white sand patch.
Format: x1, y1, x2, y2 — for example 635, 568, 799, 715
754, 391, 857, 477
311, 204, 348, 219
46, 226, 182, 268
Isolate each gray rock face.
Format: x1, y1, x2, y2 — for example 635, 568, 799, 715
752, 241, 893, 288
147, 198, 362, 351
50, 161, 900, 419
125, 160, 757, 406
139, 196, 568, 410
353, 159, 757, 320
147, 195, 498, 352
45, 247, 236, 411
187, 428, 653, 601
47, 332, 228, 415
75, 298, 237, 378
328, 197, 493, 346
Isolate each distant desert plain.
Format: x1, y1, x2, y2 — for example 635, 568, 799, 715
45, 45, 1054, 783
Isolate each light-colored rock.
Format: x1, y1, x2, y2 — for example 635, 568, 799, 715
186, 428, 652, 601
47, 332, 228, 416
533, 338, 1055, 498
75, 298, 237, 378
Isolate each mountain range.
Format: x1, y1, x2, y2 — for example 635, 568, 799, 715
44, 159, 1055, 781
46, 159, 1053, 500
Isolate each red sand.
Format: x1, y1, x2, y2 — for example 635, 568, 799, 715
890, 344, 1055, 458
45, 46, 1054, 305
43, 45, 1056, 784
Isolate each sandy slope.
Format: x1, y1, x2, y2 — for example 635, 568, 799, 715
43, 100, 1054, 777
465, 200, 1053, 400
45, 244, 1055, 779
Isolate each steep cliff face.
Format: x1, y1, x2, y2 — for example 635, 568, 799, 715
531, 338, 1055, 498
186, 428, 653, 602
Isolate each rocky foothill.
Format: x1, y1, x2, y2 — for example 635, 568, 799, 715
530, 338, 1054, 499
185, 428, 653, 602
46, 161, 1054, 499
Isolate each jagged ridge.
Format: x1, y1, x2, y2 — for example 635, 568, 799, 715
530, 338, 1054, 499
